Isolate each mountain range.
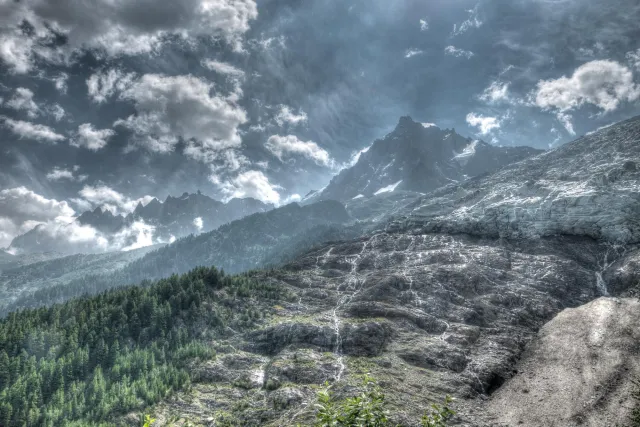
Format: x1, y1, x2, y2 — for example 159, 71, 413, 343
1, 115, 639, 426
313, 116, 542, 202
7, 191, 273, 255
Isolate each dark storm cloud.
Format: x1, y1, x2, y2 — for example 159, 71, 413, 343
0, 0, 640, 243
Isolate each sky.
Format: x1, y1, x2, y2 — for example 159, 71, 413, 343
1, 0, 640, 249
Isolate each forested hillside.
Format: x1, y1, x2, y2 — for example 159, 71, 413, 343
0, 267, 291, 426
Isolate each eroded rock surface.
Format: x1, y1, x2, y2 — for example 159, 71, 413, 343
393, 116, 640, 243
483, 297, 640, 427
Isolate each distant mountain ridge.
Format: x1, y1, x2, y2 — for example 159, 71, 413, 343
316, 116, 543, 202
9, 191, 274, 255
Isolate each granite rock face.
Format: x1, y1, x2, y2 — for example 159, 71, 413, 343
146, 117, 640, 426
317, 116, 542, 203
152, 232, 639, 426
483, 297, 640, 427
392, 116, 640, 244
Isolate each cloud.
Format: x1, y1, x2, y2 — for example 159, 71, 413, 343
479, 81, 511, 103
118, 221, 156, 252
0, 31, 35, 74
626, 49, 640, 71
466, 112, 501, 135
282, 193, 302, 204
214, 170, 281, 204
556, 112, 576, 136
46, 104, 66, 121
193, 217, 204, 231
444, 45, 474, 59
265, 134, 333, 167
451, 4, 482, 37
274, 105, 308, 127
86, 69, 137, 103
46, 167, 88, 182
405, 48, 424, 59
6, 87, 40, 117
53, 73, 69, 93
1, 117, 65, 142
115, 74, 247, 158
0, 0, 258, 73
76, 185, 155, 215
533, 60, 640, 113
202, 59, 245, 77
70, 123, 115, 151
420, 19, 429, 31
0, 187, 76, 248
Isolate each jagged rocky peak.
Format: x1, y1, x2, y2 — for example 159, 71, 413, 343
9, 191, 275, 255
318, 115, 542, 202
395, 114, 640, 243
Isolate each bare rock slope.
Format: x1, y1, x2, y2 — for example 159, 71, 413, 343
484, 297, 640, 427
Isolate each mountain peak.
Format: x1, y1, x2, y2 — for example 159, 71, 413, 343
397, 115, 416, 126
317, 115, 543, 202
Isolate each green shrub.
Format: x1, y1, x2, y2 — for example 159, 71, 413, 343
312, 374, 454, 427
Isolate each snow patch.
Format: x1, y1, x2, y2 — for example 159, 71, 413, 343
374, 180, 403, 196
453, 140, 479, 166
352, 194, 365, 200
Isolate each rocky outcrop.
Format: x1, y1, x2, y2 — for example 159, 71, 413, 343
393, 115, 640, 244
122, 116, 640, 426
483, 297, 640, 427
9, 192, 273, 255
317, 116, 542, 202
151, 232, 639, 426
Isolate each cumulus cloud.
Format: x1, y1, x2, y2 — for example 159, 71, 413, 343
202, 59, 245, 77
419, 19, 429, 31
556, 112, 576, 136
1, 117, 65, 142
53, 73, 69, 93
0, 187, 75, 248
86, 69, 137, 103
466, 112, 501, 135
626, 49, 640, 70
274, 105, 308, 127
0, 0, 258, 73
265, 134, 333, 167
451, 4, 482, 37
533, 60, 640, 113
444, 45, 474, 59
405, 48, 424, 59
114, 74, 247, 158
479, 81, 511, 103
70, 123, 115, 151
46, 167, 88, 182
6, 87, 40, 117
0, 185, 165, 254
193, 217, 204, 231
76, 185, 155, 216
214, 170, 281, 204
46, 104, 66, 121
0, 31, 36, 74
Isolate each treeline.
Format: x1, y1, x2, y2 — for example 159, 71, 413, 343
0, 266, 290, 426
2, 222, 362, 317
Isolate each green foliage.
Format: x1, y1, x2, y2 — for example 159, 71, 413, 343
0, 266, 286, 426
313, 375, 454, 427
141, 413, 156, 427
314, 375, 388, 427
420, 395, 455, 427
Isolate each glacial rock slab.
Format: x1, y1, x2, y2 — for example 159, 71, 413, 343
393, 115, 640, 243
483, 297, 640, 427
